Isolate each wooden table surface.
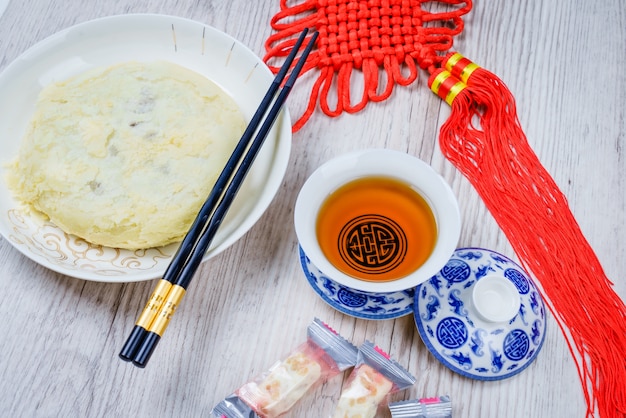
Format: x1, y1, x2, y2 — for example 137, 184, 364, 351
1, 1, 624, 417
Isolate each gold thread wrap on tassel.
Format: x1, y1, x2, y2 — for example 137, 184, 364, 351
428, 69, 466, 106
444, 52, 480, 83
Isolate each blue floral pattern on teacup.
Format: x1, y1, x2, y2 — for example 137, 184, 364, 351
299, 246, 414, 320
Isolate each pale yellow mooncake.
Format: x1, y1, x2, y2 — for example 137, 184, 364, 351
7, 61, 246, 249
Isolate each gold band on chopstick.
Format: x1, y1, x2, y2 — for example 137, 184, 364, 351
135, 279, 172, 329
147, 284, 186, 337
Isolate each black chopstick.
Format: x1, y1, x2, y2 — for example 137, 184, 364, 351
119, 28, 318, 368
118, 28, 310, 363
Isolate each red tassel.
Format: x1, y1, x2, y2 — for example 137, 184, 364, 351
430, 53, 626, 418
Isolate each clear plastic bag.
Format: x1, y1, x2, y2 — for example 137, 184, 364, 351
389, 395, 452, 418
332, 341, 416, 418
211, 318, 358, 418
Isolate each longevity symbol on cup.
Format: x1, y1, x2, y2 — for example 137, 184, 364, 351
339, 213, 406, 275
317, 176, 437, 282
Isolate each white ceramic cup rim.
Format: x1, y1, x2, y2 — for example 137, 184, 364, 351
294, 148, 461, 293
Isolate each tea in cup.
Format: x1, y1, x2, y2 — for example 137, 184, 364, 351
295, 148, 461, 295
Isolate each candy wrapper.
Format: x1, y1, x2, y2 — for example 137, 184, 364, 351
389, 396, 452, 418
210, 394, 258, 418
211, 318, 358, 418
333, 341, 416, 418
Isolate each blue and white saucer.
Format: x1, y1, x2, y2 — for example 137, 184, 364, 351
413, 247, 547, 381
299, 246, 414, 320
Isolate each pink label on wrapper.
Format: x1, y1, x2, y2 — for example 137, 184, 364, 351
374, 345, 391, 360
322, 320, 339, 335
421, 397, 441, 404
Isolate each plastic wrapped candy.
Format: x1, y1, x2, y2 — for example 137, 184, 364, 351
389, 396, 452, 418
211, 318, 358, 418
333, 341, 416, 418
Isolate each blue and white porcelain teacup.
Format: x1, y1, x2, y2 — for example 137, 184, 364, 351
294, 149, 461, 319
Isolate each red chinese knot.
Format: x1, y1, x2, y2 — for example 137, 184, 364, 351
264, 0, 472, 130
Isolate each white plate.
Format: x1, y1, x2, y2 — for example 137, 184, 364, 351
0, 14, 292, 282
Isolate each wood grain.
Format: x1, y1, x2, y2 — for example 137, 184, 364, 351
0, 0, 624, 417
